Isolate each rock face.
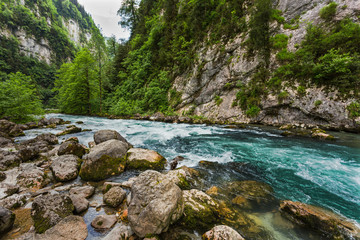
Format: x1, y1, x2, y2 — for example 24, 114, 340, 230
58, 141, 86, 158
202, 225, 245, 240
50, 155, 80, 182
280, 201, 360, 240
127, 148, 166, 170
181, 189, 219, 230
94, 130, 130, 146
0, 206, 15, 234
91, 215, 117, 230
103, 186, 127, 208
31, 193, 74, 233
128, 170, 184, 237
79, 139, 129, 181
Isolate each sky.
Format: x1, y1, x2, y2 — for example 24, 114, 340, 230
77, 0, 130, 40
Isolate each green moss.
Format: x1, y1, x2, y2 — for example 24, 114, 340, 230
126, 156, 166, 171
177, 176, 190, 190
180, 201, 218, 231
214, 95, 223, 106
314, 100, 322, 107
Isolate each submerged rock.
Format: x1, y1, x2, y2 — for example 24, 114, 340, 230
126, 148, 166, 170
91, 215, 117, 230
103, 186, 126, 208
79, 139, 129, 181
0, 206, 15, 234
202, 225, 245, 240
128, 170, 184, 237
180, 189, 219, 231
50, 155, 80, 182
58, 141, 86, 158
280, 200, 360, 240
94, 129, 131, 146
31, 193, 74, 233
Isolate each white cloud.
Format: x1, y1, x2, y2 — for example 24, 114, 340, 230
77, 0, 130, 40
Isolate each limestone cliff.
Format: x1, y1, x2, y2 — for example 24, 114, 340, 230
172, 0, 360, 131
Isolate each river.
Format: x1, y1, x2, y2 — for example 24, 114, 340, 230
16, 113, 360, 239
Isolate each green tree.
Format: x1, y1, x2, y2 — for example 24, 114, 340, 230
0, 72, 43, 123
54, 48, 99, 114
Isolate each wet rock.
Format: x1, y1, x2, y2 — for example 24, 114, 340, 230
225, 180, 275, 210
26, 122, 38, 129
91, 215, 117, 230
31, 193, 74, 233
0, 183, 19, 199
170, 156, 185, 170
76, 121, 84, 124
280, 200, 360, 240
88, 141, 96, 148
48, 118, 65, 125
79, 139, 129, 181
34, 133, 59, 145
94, 129, 131, 146
165, 166, 201, 190
126, 148, 166, 170
69, 194, 89, 213
0, 151, 21, 170
0, 206, 15, 234
50, 155, 80, 182
202, 225, 245, 240
69, 185, 95, 198
17, 164, 48, 190
0, 193, 28, 209
58, 141, 86, 158
103, 223, 134, 240
0, 137, 13, 148
64, 136, 79, 143
103, 186, 126, 208
56, 125, 82, 136
9, 125, 25, 137
180, 189, 219, 231
311, 129, 335, 140
128, 170, 184, 237
160, 226, 200, 240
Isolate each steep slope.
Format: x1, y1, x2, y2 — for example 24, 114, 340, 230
112, 0, 360, 132
0, 0, 96, 105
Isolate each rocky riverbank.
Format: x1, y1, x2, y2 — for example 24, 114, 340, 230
0, 117, 359, 240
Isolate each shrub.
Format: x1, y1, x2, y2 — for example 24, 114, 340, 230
347, 102, 360, 118
214, 95, 223, 106
246, 105, 261, 117
320, 2, 338, 21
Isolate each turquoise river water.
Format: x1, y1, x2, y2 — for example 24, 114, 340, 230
16, 113, 360, 239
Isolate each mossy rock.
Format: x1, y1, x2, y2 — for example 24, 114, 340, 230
127, 148, 166, 170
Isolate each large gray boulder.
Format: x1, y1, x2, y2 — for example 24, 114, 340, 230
202, 225, 245, 240
94, 130, 130, 146
128, 170, 184, 237
79, 139, 129, 181
58, 141, 86, 158
31, 193, 74, 233
0, 206, 15, 234
126, 148, 166, 170
103, 186, 126, 208
17, 164, 48, 190
50, 155, 80, 182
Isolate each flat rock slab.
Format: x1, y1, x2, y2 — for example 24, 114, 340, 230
127, 148, 166, 170
91, 215, 117, 230
69, 186, 95, 198
50, 155, 80, 182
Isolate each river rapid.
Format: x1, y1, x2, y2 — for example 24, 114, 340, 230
16, 113, 360, 239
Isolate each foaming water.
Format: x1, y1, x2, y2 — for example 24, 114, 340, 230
16, 114, 360, 224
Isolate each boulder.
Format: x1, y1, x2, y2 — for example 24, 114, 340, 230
91, 215, 117, 230
165, 166, 200, 190
0, 193, 28, 209
37, 215, 87, 240
128, 170, 184, 237
0, 151, 21, 170
280, 201, 360, 240
94, 129, 130, 146
50, 155, 80, 182
31, 193, 74, 233
103, 223, 134, 240
69, 194, 89, 213
69, 185, 95, 198
79, 139, 129, 181
170, 156, 185, 170
149, 112, 165, 121
9, 125, 25, 137
103, 186, 126, 208
34, 133, 58, 145
126, 148, 166, 170
202, 225, 245, 240
56, 125, 82, 136
180, 189, 219, 231
58, 141, 86, 158
0, 206, 15, 234
17, 164, 48, 190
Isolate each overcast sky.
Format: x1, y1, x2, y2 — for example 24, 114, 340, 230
77, 0, 130, 40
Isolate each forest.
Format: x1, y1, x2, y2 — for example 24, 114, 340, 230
1, 0, 360, 122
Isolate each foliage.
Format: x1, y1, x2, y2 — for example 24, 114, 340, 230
347, 102, 360, 118
54, 49, 99, 114
0, 72, 43, 122
214, 95, 223, 106
320, 2, 338, 21
314, 100, 322, 107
